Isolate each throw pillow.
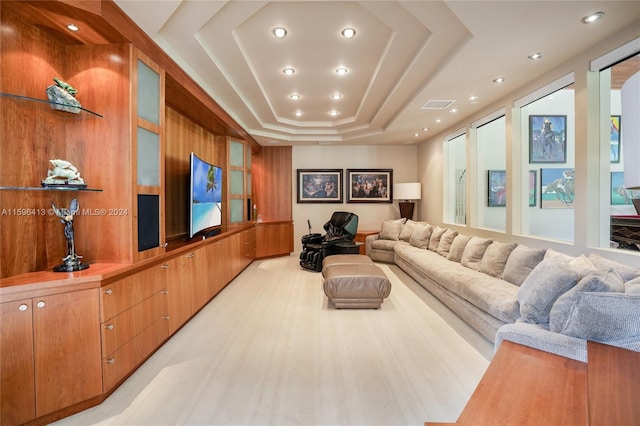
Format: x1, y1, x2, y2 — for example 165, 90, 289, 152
567, 255, 596, 278
479, 241, 518, 278
436, 228, 459, 257
517, 257, 580, 325
409, 224, 433, 249
398, 219, 418, 242
625, 275, 640, 295
502, 245, 546, 286
460, 237, 493, 271
427, 226, 447, 252
549, 269, 625, 333
588, 252, 640, 282
447, 234, 472, 263
378, 218, 406, 241
548, 291, 640, 342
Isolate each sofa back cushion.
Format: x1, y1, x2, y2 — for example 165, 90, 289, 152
626, 275, 640, 295
588, 253, 640, 282
479, 241, 517, 278
436, 228, 459, 257
502, 245, 546, 286
427, 226, 447, 252
460, 237, 493, 271
398, 219, 419, 242
517, 257, 580, 324
447, 234, 472, 262
409, 224, 433, 249
378, 218, 406, 241
549, 269, 625, 334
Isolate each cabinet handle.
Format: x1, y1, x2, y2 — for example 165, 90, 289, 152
104, 324, 114, 330
105, 358, 115, 365
162, 243, 168, 248
162, 290, 169, 295
160, 264, 169, 269
162, 316, 170, 320
36, 301, 45, 308
186, 253, 196, 258
103, 288, 113, 295
18, 304, 28, 312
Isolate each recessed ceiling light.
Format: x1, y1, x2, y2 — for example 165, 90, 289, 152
331, 93, 342, 100
413, 133, 420, 137
435, 118, 442, 123
582, 12, 604, 24
528, 52, 543, 60
468, 95, 478, 102
450, 108, 458, 113
336, 67, 348, 75
493, 77, 505, 84
422, 127, 429, 132
329, 110, 338, 116
341, 28, 356, 38
294, 111, 302, 117
66, 23, 79, 31
289, 94, 301, 100
273, 27, 287, 38
283, 67, 295, 76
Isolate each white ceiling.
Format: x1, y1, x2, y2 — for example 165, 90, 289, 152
114, 1, 640, 146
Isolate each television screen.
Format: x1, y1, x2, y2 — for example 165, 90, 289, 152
190, 152, 222, 238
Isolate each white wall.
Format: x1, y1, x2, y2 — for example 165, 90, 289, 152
292, 145, 417, 250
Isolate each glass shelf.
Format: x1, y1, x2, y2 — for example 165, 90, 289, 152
0, 92, 103, 118
0, 186, 103, 192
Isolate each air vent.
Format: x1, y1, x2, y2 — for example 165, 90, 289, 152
420, 99, 455, 110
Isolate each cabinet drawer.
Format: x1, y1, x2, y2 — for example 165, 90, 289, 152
102, 318, 169, 391
101, 290, 168, 356
101, 265, 167, 322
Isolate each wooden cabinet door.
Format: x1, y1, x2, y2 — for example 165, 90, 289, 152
255, 222, 292, 258
1, 300, 36, 426
186, 250, 208, 313
32, 289, 102, 417
166, 256, 193, 334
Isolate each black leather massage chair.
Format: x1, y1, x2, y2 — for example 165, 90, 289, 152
299, 211, 359, 272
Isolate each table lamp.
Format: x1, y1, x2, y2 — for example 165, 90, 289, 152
393, 182, 422, 220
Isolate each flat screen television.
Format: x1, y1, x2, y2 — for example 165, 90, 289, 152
189, 152, 223, 238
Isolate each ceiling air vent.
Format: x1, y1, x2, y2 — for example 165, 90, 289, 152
420, 99, 455, 110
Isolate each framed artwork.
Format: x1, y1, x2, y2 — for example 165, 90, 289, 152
488, 170, 506, 207
529, 115, 567, 163
611, 171, 633, 205
540, 168, 574, 209
346, 169, 393, 203
296, 169, 343, 203
610, 115, 621, 163
529, 170, 537, 207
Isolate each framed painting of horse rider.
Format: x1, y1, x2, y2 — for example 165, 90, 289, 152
529, 115, 567, 163
540, 168, 574, 209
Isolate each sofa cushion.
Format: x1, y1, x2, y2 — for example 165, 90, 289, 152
371, 238, 399, 251
518, 257, 580, 325
502, 245, 546, 286
436, 228, 458, 257
588, 252, 640, 282
479, 241, 517, 278
428, 226, 447, 252
409, 224, 433, 249
548, 291, 640, 342
447, 234, 472, 263
625, 275, 640, 295
549, 269, 625, 333
460, 237, 493, 271
379, 218, 406, 241
398, 219, 419, 242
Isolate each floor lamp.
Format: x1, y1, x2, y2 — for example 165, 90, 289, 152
393, 182, 422, 220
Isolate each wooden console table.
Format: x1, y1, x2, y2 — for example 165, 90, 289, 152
425, 340, 640, 425
355, 230, 379, 255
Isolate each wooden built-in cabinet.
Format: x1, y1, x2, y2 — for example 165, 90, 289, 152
255, 222, 294, 259
1, 288, 102, 425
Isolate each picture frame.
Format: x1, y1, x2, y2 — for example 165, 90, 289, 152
296, 169, 343, 203
487, 170, 506, 207
540, 168, 574, 209
346, 169, 393, 203
529, 170, 537, 207
529, 115, 567, 163
610, 115, 621, 163
611, 171, 633, 205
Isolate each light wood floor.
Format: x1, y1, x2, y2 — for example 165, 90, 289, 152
53, 255, 492, 426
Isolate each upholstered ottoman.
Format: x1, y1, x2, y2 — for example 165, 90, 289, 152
322, 254, 373, 269
322, 262, 391, 309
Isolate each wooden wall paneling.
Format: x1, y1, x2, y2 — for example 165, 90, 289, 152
253, 146, 292, 222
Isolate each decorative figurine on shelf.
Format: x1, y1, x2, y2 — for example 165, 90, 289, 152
52, 198, 89, 272
42, 159, 86, 188
46, 77, 81, 113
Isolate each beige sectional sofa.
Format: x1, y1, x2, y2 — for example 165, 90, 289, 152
365, 219, 640, 361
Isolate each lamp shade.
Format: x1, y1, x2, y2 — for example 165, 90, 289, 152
393, 182, 422, 201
